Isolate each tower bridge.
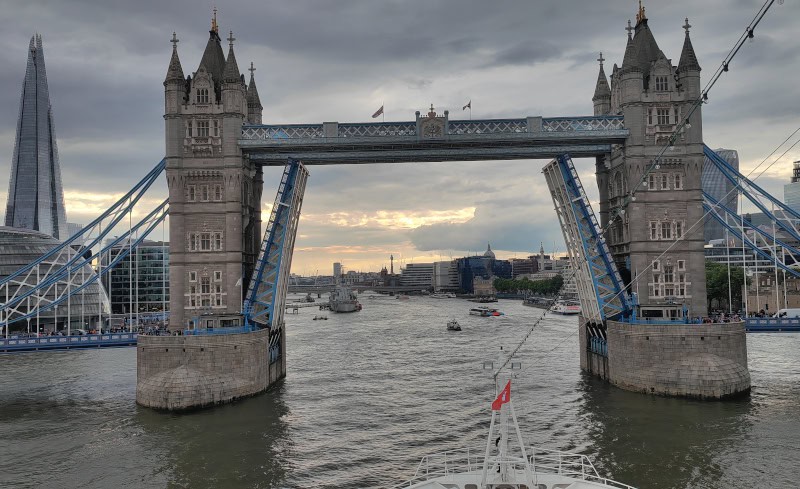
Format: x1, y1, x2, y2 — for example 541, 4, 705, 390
6, 6, 786, 408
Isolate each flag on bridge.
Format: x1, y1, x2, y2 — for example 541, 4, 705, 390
462, 100, 471, 110
372, 105, 384, 118
491, 380, 511, 410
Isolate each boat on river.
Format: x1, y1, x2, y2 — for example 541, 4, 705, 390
393, 379, 637, 489
522, 296, 554, 310
551, 300, 581, 315
469, 306, 504, 317
446, 319, 462, 331
431, 293, 457, 299
329, 285, 362, 313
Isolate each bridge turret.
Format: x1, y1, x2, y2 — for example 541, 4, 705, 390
600, 5, 708, 317
164, 32, 186, 116
677, 18, 702, 116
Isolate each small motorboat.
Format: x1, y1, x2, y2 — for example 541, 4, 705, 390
446, 319, 462, 331
313, 315, 328, 321
469, 306, 505, 317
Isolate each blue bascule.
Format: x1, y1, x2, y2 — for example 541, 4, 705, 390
543, 154, 634, 356
243, 158, 309, 363
543, 154, 634, 322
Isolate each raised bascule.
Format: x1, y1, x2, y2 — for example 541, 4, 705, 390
3, 7, 766, 408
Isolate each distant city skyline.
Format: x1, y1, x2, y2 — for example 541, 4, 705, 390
0, 1, 798, 273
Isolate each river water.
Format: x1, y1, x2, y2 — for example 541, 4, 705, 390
1, 296, 798, 488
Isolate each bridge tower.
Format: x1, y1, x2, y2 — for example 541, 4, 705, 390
595, 7, 708, 317
163, 16, 263, 330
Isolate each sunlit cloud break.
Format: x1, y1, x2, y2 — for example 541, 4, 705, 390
302, 207, 476, 229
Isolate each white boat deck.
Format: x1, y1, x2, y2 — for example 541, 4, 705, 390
393, 446, 636, 489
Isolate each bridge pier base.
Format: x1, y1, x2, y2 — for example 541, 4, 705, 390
580, 317, 751, 399
136, 327, 285, 411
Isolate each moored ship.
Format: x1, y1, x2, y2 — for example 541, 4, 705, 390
329, 285, 362, 313
522, 296, 554, 310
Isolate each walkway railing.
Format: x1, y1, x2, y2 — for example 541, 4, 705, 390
1, 333, 138, 352
241, 116, 625, 141
182, 326, 258, 336
745, 317, 800, 332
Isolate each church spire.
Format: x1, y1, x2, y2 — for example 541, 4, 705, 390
678, 18, 701, 73
164, 31, 184, 83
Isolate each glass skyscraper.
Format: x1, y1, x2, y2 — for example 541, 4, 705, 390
783, 161, 800, 213
702, 148, 739, 242
4, 34, 68, 240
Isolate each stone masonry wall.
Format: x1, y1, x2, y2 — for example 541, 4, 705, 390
605, 320, 750, 399
136, 327, 285, 410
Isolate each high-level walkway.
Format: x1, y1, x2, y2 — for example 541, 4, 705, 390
239, 116, 628, 165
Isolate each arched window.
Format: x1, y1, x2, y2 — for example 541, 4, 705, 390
196, 88, 209, 104
614, 172, 623, 197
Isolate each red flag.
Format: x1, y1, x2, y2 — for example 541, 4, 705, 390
372, 105, 384, 118
491, 380, 511, 410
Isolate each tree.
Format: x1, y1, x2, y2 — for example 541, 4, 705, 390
705, 260, 746, 311
493, 275, 564, 295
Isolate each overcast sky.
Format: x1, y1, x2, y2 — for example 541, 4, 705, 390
0, 0, 798, 275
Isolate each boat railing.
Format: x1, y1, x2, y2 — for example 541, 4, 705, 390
528, 447, 636, 488
391, 446, 636, 488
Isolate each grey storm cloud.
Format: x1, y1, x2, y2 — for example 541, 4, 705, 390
0, 0, 798, 271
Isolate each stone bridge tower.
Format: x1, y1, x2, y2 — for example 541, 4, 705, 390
163, 16, 263, 330
594, 7, 707, 317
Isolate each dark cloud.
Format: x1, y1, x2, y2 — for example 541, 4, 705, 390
0, 0, 797, 272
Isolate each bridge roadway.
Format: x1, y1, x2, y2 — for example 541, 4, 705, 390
239, 116, 628, 166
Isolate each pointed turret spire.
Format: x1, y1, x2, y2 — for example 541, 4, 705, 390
620, 23, 638, 73
247, 62, 262, 106
247, 62, 263, 124
164, 31, 184, 83
593, 53, 611, 99
678, 18, 701, 72
5, 35, 68, 239
593, 53, 611, 115
223, 31, 241, 83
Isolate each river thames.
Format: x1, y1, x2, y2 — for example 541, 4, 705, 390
1, 296, 798, 488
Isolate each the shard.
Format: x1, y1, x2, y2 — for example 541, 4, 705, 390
4, 34, 68, 240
